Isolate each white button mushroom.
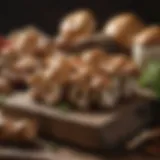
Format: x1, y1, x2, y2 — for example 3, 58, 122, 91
132, 26, 160, 69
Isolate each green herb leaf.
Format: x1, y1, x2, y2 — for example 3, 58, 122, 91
59, 102, 71, 112
0, 95, 6, 104
47, 142, 59, 151
43, 140, 59, 151
139, 61, 160, 98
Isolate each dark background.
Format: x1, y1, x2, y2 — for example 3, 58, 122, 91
0, 0, 159, 35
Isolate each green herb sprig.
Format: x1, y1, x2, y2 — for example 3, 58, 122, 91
139, 61, 160, 98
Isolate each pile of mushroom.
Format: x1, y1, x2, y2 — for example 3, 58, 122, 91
0, 9, 96, 95
0, 8, 158, 106
29, 49, 139, 110
0, 26, 54, 92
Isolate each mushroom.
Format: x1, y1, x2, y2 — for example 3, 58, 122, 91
81, 48, 107, 68
31, 54, 73, 105
67, 64, 92, 110
68, 83, 91, 110
35, 36, 54, 57
0, 114, 38, 141
43, 54, 72, 84
42, 84, 63, 105
100, 55, 140, 98
100, 55, 128, 75
90, 74, 108, 107
5, 55, 40, 87
57, 9, 96, 49
100, 77, 122, 108
13, 55, 39, 73
14, 118, 38, 141
103, 13, 145, 50
120, 60, 140, 97
10, 26, 40, 54
8, 26, 53, 57
132, 25, 160, 69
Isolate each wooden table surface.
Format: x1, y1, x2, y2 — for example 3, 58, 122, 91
49, 142, 159, 160
52, 146, 159, 160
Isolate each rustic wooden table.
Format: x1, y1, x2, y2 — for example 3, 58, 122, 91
51, 145, 159, 160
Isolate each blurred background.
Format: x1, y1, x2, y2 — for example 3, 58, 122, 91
0, 0, 159, 34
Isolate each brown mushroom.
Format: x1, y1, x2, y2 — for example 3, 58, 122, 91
57, 9, 96, 49
103, 13, 145, 49
81, 48, 107, 67
67, 65, 92, 110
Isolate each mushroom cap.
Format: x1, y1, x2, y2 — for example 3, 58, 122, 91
133, 25, 160, 46
81, 48, 107, 65
103, 13, 145, 49
59, 9, 96, 38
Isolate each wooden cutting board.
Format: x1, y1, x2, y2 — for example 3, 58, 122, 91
1, 92, 151, 150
